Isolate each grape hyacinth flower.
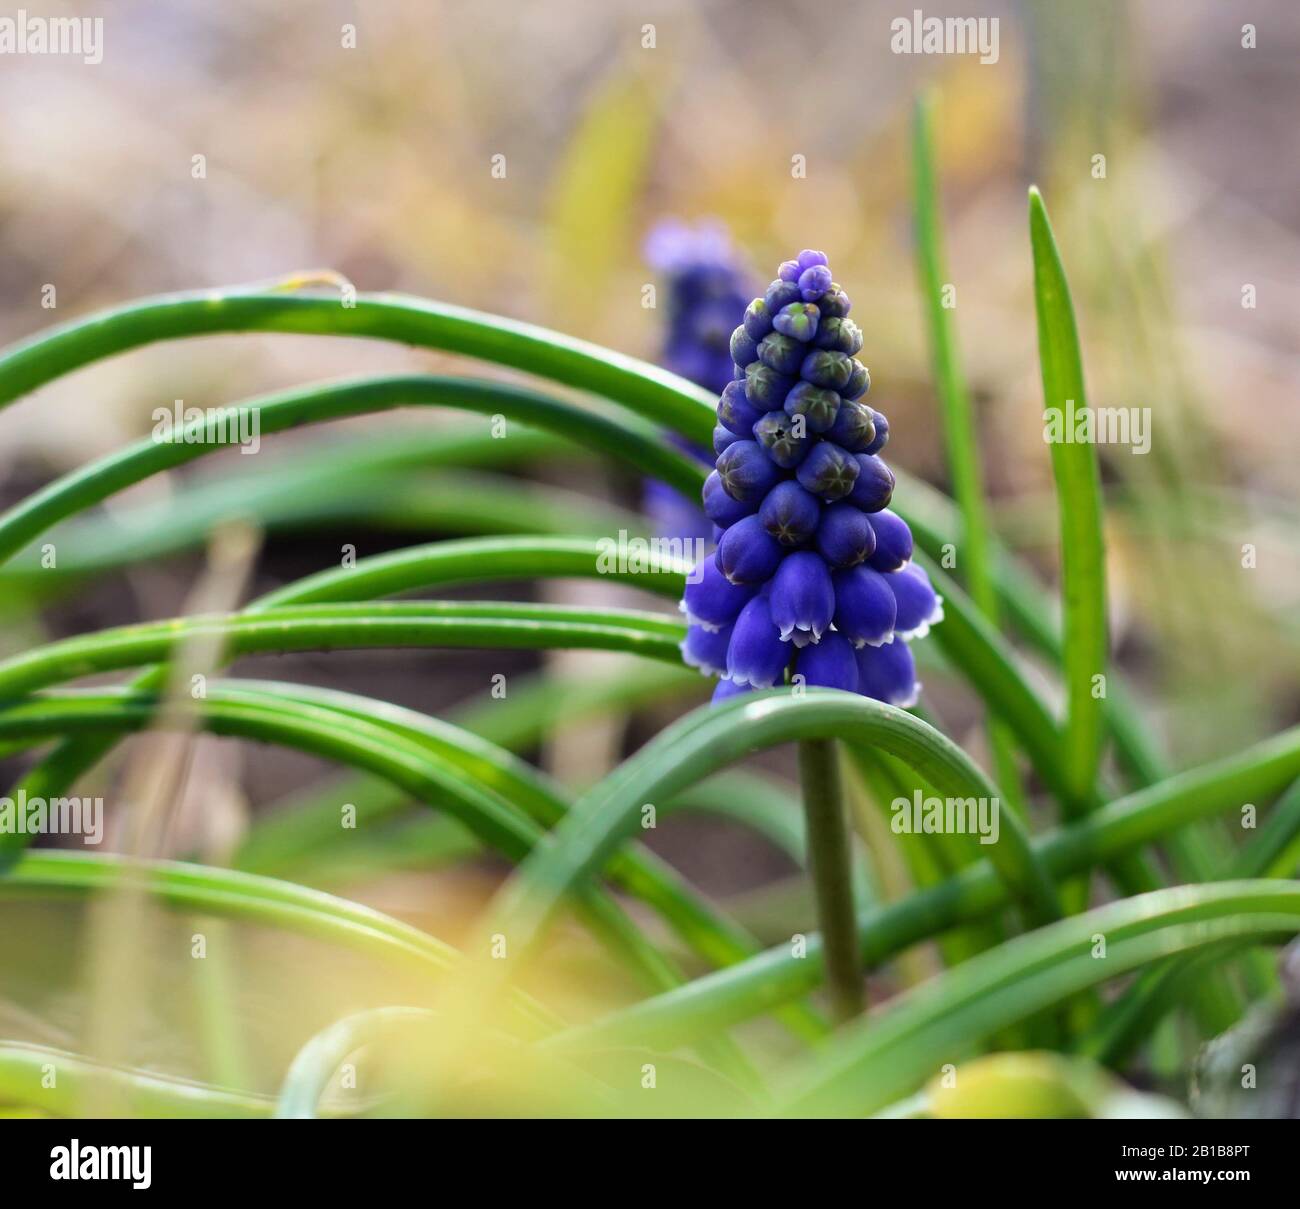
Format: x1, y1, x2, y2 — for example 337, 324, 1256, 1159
642, 220, 756, 545
677, 250, 943, 707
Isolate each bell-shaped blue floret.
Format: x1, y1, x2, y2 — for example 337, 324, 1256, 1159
855, 637, 920, 708
769, 551, 835, 646
716, 514, 784, 584
796, 631, 860, 692
865, 508, 913, 571
726, 595, 791, 689
888, 563, 944, 640
832, 564, 897, 648
681, 555, 757, 631
681, 622, 733, 677
712, 677, 755, 704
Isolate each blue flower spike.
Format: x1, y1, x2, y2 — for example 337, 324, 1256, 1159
643, 220, 756, 544
677, 251, 939, 706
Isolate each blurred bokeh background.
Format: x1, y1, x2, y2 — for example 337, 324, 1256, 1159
1, 0, 1298, 1099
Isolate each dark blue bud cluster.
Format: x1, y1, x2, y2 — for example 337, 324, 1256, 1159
680, 251, 943, 706
642, 220, 757, 544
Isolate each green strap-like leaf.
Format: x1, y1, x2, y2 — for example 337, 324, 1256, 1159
0, 1041, 276, 1119
911, 94, 1026, 814
0, 849, 556, 1036
778, 882, 1300, 1116
0, 289, 717, 445
0, 376, 705, 567
251, 535, 689, 610
484, 690, 1062, 991
0, 686, 675, 1000
0, 601, 687, 699
555, 722, 1300, 1050
1029, 187, 1108, 803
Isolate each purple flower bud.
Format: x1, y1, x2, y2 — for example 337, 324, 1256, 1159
743, 298, 774, 341
681, 554, 758, 630
765, 278, 802, 312
796, 441, 860, 501
847, 453, 895, 511
797, 249, 829, 271
825, 399, 877, 452
832, 564, 897, 648
843, 361, 871, 401
716, 439, 781, 503
760, 480, 821, 546
861, 407, 888, 453
855, 637, 920, 708
772, 302, 820, 343
717, 513, 785, 584
753, 410, 811, 469
813, 317, 863, 356
777, 260, 801, 284
757, 331, 805, 375
713, 677, 755, 704
784, 381, 841, 432
726, 594, 791, 688
796, 632, 860, 692
865, 508, 913, 571
769, 551, 835, 645
703, 469, 755, 527
729, 325, 758, 367
718, 379, 762, 436
644, 222, 758, 540
744, 361, 796, 409
798, 264, 833, 301
815, 284, 852, 319
888, 563, 944, 640
815, 501, 876, 568
681, 622, 733, 677
800, 349, 854, 391
713, 424, 741, 456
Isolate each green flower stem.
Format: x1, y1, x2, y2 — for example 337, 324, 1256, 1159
549, 722, 1300, 1050
797, 739, 864, 1022
480, 692, 1061, 1008
0, 289, 718, 446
